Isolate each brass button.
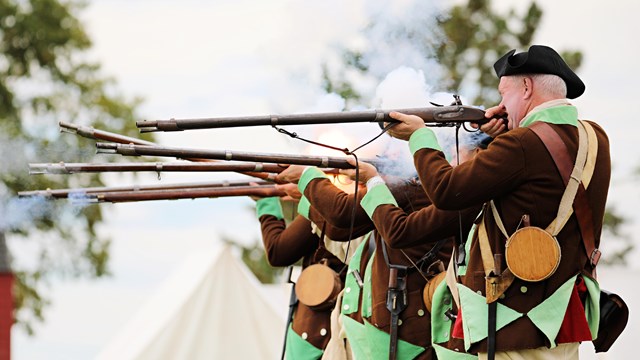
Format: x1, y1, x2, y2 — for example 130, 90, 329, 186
520, 286, 528, 294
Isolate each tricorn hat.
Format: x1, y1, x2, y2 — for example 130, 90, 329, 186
493, 45, 585, 99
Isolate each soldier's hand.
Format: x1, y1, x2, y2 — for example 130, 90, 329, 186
274, 165, 306, 184
471, 104, 507, 137
385, 111, 425, 141
275, 183, 302, 201
339, 158, 379, 183
249, 181, 265, 201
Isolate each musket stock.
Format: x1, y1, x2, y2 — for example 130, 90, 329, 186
136, 105, 498, 132
95, 143, 382, 170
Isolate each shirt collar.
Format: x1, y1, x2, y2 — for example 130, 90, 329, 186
520, 99, 578, 127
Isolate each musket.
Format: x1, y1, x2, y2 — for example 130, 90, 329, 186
58, 121, 277, 181
60, 121, 156, 146
135, 105, 501, 132
96, 143, 382, 170
82, 185, 286, 203
18, 179, 270, 199
29, 161, 290, 175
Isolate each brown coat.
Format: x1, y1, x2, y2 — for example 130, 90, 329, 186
413, 121, 611, 352
259, 214, 346, 350
304, 177, 477, 359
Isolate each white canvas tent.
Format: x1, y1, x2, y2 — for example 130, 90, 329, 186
96, 244, 289, 360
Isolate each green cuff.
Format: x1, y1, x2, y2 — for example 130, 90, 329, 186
256, 197, 283, 220
298, 167, 328, 194
361, 184, 398, 219
409, 127, 442, 155
297, 196, 311, 219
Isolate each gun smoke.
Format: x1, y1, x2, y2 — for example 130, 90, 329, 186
0, 133, 94, 232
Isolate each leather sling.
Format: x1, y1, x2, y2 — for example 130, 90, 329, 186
528, 121, 601, 275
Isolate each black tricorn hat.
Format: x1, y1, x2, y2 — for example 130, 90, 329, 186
493, 45, 585, 99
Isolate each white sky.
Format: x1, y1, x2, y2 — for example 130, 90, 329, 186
11, 0, 640, 359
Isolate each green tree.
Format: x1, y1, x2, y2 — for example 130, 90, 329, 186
1, 0, 153, 333
435, 0, 582, 105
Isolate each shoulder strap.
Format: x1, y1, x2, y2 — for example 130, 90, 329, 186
528, 121, 601, 274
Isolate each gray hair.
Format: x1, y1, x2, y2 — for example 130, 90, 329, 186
512, 74, 567, 98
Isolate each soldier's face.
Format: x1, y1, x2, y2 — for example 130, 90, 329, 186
498, 76, 526, 129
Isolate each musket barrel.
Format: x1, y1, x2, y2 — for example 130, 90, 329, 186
28, 161, 288, 175
59, 121, 155, 145
95, 143, 377, 169
17, 180, 271, 198
59, 121, 280, 182
135, 106, 494, 132
88, 185, 286, 203
136, 111, 382, 132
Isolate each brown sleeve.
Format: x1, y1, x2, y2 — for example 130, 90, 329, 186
259, 214, 318, 267
304, 177, 374, 230
414, 130, 528, 210
307, 205, 372, 241
372, 202, 480, 249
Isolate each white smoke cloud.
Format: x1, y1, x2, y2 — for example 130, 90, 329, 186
344, 0, 446, 96
0, 196, 56, 231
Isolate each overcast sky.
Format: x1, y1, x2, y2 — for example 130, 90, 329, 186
12, 0, 640, 359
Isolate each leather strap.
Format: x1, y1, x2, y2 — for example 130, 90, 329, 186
490, 121, 593, 238
528, 121, 600, 274
445, 252, 461, 311
477, 212, 515, 302
546, 121, 588, 236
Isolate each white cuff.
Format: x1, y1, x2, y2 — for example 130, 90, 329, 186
366, 175, 386, 191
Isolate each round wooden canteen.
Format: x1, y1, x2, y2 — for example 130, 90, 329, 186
295, 264, 342, 311
505, 227, 561, 282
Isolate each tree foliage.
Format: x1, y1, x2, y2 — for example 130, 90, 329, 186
1, 0, 153, 334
